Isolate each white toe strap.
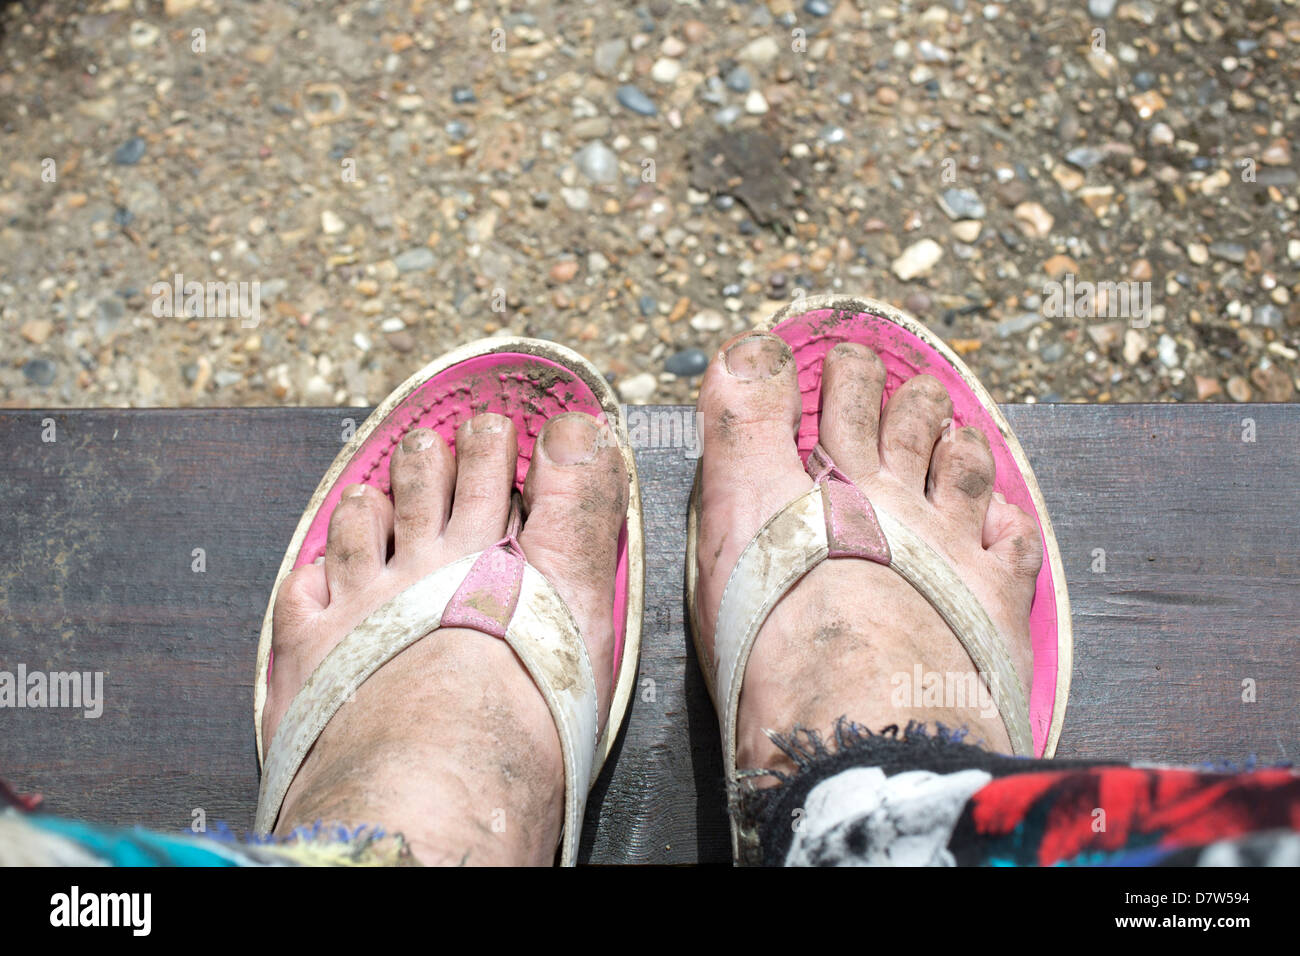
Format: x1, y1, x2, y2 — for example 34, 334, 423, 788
714, 454, 1033, 797
255, 548, 599, 866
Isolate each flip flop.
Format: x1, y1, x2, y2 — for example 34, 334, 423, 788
252, 338, 644, 866
686, 294, 1072, 849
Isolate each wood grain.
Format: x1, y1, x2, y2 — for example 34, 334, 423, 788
0, 404, 1295, 864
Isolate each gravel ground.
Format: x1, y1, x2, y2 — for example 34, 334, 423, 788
1, 0, 1298, 409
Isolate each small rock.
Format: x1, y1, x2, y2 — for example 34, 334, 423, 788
451, 86, 476, 104
594, 39, 626, 77
1194, 375, 1222, 400
549, 260, 579, 283
1156, 334, 1179, 368
1209, 242, 1247, 264
665, 348, 709, 377
20, 319, 53, 345
1122, 329, 1147, 365
951, 220, 982, 243
891, 239, 944, 280
651, 58, 681, 84
1225, 375, 1252, 402
744, 90, 769, 115
724, 66, 753, 93
616, 85, 658, 116
804, 0, 832, 16
1089, 0, 1117, 17
1040, 341, 1066, 363
1250, 362, 1295, 401
994, 313, 1040, 338
1187, 243, 1209, 265
618, 372, 657, 403
937, 188, 986, 221
22, 358, 56, 386
1087, 322, 1124, 349
320, 210, 345, 235
113, 137, 147, 166
574, 141, 619, 183
1064, 146, 1105, 170
738, 36, 780, 66
394, 247, 436, 272
1013, 202, 1054, 238
690, 309, 726, 332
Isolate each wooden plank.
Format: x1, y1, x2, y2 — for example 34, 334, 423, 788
0, 405, 1296, 865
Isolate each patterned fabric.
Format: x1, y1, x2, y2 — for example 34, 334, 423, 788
734, 720, 1300, 867
0, 809, 413, 867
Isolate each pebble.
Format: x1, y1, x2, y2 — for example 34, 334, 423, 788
1156, 334, 1179, 368
1187, 243, 1209, 265
112, 137, 147, 166
690, 309, 726, 332
574, 141, 619, 183
651, 58, 681, 84
994, 313, 1040, 338
891, 239, 944, 280
20, 319, 53, 345
618, 372, 657, 403
725, 66, 753, 93
665, 348, 709, 377
549, 260, 579, 283
394, 247, 436, 272
616, 85, 658, 116
594, 39, 626, 77
1013, 202, 1054, 238
744, 91, 769, 115
1088, 0, 1117, 18
804, 0, 831, 16
1123, 329, 1147, 365
951, 220, 982, 243
451, 86, 476, 104
1209, 242, 1247, 264
320, 210, 345, 235
938, 188, 986, 221
738, 36, 780, 66
22, 358, 57, 386
1225, 376, 1252, 402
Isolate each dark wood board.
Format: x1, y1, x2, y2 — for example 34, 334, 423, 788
0, 404, 1295, 864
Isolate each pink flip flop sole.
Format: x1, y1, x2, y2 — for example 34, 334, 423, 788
762, 297, 1072, 758
254, 338, 644, 770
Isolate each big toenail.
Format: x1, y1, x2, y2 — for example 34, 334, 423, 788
540, 414, 598, 465
343, 484, 368, 498
724, 333, 791, 380
401, 430, 435, 453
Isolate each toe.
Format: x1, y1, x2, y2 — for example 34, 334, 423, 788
878, 374, 953, 490
817, 342, 887, 483
983, 493, 1045, 580
445, 413, 518, 555
390, 428, 457, 560
696, 331, 809, 510
928, 426, 996, 537
273, 560, 329, 635
520, 412, 629, 716
325, 483, 394, 598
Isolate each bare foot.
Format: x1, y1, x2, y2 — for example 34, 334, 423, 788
693, 332, 1042, 774
261, 412, 628, 865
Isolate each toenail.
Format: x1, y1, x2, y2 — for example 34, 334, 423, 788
401, 429, 436, 453
343, 484, 368, 499
540, 414, 598, 465
724, 332, 791, 380
462, 413, 507, 436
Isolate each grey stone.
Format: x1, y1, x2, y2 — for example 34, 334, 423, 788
665, 348, 709, 377
616, 85, 657, 116
995, 312, 1041, 337
113, 137, 146, 165
938, 188, 986, 220
724, 66, 752, 93
394, 247, 436, 272
23, 358, 57, 386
